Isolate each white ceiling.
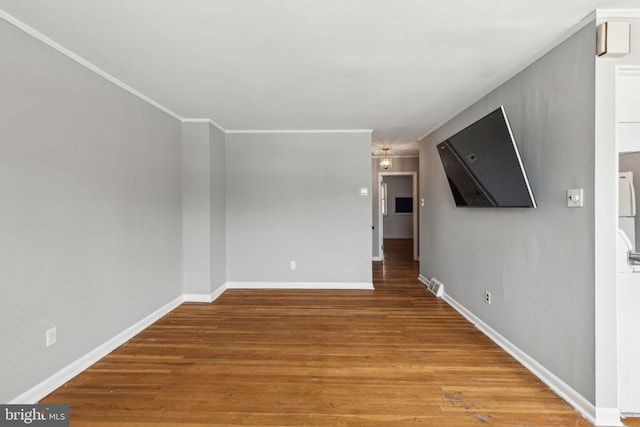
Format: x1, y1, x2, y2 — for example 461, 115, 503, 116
0, 1, 637, 156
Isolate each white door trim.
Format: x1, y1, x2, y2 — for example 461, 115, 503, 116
378, 171, 419, 261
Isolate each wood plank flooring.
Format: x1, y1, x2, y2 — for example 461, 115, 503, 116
42, 239, 603, 426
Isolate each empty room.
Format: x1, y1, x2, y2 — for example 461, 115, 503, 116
2, 1, 640, 426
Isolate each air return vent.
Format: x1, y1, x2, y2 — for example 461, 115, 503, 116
427, 278, 444, 298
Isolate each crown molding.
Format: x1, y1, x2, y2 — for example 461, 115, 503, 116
225, 129, 373, 134
1, 11, 377, 139
181, 118, 227, 133
417, 10, 597, 142
0, 10, 184, 122
180, 124, 374, 135
181, 118, 212, 123
181, 121, 373, 136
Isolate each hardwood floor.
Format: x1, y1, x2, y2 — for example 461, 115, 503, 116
42, 238, 602, 426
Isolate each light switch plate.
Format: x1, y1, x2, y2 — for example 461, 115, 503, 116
567, 189, 584, 208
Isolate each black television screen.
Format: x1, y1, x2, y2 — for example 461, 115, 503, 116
395, 197, 413, 213
436, 106, 536, 208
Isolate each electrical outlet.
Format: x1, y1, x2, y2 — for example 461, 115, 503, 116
484, 291, 491, 305
46, 327, 57, 347
290, 261, 296, 270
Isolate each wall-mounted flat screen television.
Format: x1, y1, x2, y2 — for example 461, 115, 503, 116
395, 197, 413, 213
436, 106, 537, 208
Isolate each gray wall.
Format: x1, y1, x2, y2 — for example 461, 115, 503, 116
419, 23, 595, 402
0, 19, 183, 402
182, 122, 226, 296
209, 125, 227, 292
371, 157, 418, 258
182, 123, 212, 294
226, 132, 372, 284
382, 175, 413, 238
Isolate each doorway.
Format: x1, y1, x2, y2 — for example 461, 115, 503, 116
377, 172, 418, 261
616, 67, 640, 416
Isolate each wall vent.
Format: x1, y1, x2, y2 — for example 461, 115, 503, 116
427, 278, 444, 298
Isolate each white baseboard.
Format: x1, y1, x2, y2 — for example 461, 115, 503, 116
226, 282, 375, 290
417, 274, 429, 286
183, 284, 227, 302
595, 408, 624, 426
10, 295, 184, 404
17, 283, 613, 425
440, 292, 618, 426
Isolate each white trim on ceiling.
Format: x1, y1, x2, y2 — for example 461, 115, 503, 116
1, 11, 373, 137
181, 118, 227, 133
177, 122, 373, 135
225, 129, 373, 134
416, 10, 597, 143
0, 10, 184, 122
182, 118, 214, 123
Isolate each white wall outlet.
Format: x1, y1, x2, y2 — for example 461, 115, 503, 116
290, 261, 296, 270
484, 291, 491, 305
46, 327, 57, 347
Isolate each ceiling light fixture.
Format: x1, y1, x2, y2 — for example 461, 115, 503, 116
380, 148, 392, 170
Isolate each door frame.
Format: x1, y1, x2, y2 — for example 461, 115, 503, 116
378, 171, 419, 261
